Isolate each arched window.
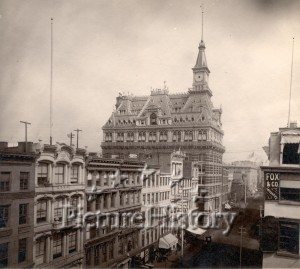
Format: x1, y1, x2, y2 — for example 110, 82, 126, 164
159, 131, 167, 142
198, 130, 207, 141
173, 131, 181, 142
150, 113, 157, 125
149, 132, 156, 142
126, 132, 134, 142
184, 131, 193, 141
138, 132, 146, 142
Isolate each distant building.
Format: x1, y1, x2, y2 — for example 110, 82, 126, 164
33, 143, 86, 268
261, 122, 300, 268
226, 160, 262, 204
84, 157, 144, 268
0, 142, 36, 268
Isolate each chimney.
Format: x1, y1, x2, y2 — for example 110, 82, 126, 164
289, 121, 297, 128
18, 142, 33, 153
0, 142, 8, 150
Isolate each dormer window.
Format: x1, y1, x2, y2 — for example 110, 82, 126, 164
150, 113, 157, 125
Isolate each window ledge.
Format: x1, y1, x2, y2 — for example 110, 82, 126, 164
276, 250, 299, 259
278, 200, 300, 206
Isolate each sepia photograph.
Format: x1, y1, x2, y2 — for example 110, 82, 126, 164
0, 0, 300, 268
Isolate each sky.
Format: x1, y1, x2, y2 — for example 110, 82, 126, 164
0, 0, 299, 163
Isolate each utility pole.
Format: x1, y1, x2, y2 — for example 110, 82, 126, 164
20, 121, 31, 152
74, 129, 82, 149
67, 132, 75, 147
239, 226, 246, 269
242, 173, 247, 206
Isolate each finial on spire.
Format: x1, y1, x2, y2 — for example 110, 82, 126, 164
201, 4, 204, 41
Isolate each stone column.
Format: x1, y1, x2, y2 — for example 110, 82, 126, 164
63, 233, 68, 257
49, 163, 53, 184
64, 164, 69, 185
45, 236, 51, 263
77, 229, 81, 252
35, 163, 39, 186
47, 199, 52, 222
167, 130, 172, 142
181, 131, 185, 142
193, 130, 197, 141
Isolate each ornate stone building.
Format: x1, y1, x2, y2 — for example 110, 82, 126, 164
84, 157, 144, 268
102, 37, 226, 211
33, 143, 86, 268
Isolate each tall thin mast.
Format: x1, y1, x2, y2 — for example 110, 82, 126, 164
201, 4, 204, 41
287, 37, 295, 127
50, 18, 53, 145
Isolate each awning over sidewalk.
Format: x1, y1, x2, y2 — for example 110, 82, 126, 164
159, 233, 178, 250
185, 227, 207, 236
225, 202, 232, 209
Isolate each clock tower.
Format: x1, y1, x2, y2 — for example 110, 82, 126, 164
192, 40, 210, 90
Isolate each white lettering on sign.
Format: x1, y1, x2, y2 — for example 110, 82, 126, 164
266, 173, 279, 181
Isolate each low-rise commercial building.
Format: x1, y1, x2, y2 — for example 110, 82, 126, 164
33, 143, 86, 268
0, 142, 36, 268
261, 123, 300, 268
84, 157, 144, 268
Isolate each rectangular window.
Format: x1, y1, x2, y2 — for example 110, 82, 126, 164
280, 188, 300, 202
108, 242, 114, 259
102, 244, 107, 262
103, 194, 108, 208
37, 163, 48, 186
20, 172, 29, 190
0, 172, 10, 192
68, 232, 77, 253
282, 143, 300, 165
0, 206, 9, 228
120, 193, 124, 206
111, 193, 116, 208
279, 221, 299, 255
95, 196, 101, 210
118, 239, 124, 254
36, 200, 47, 223
0, 243, 8, 267
35, 238, 45, 260
18, 238, 27, 263
94, 245, 100, 265
19, 204, 28, 225
54, 164, 64, 184
53, 233, 62, 259
54, 199, 63, 222
71, 165, 79, 183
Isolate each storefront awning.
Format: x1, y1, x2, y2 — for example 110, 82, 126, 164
158, 233, 178, 249
281, 135, 300, 144
225, 202, 232, 209
185, 227, 207, 236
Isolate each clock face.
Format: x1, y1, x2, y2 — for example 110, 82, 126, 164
194, 73, 203, 82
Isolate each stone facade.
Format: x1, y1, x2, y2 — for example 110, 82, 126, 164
140, 165, 172, 263
0, 142, 36, 268
101, 38, 226, 212
33, 143, 86, 268
84, 157, 144, 268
